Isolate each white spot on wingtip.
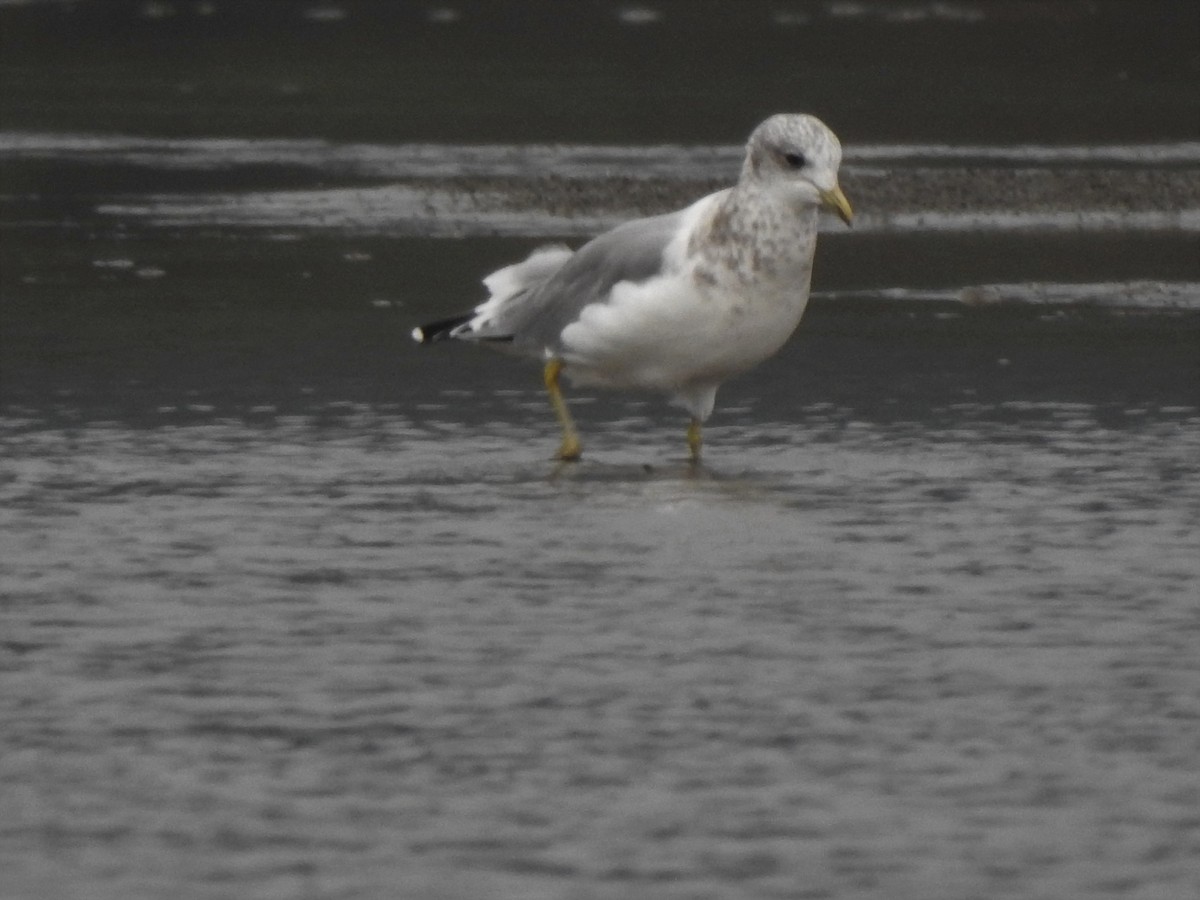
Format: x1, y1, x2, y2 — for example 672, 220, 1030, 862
411, 327, 425, 343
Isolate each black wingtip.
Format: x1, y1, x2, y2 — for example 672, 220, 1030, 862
411, 313, 473, 345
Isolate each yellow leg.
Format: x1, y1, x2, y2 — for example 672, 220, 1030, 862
543, 359, 582, 461
687, 418, 703, 463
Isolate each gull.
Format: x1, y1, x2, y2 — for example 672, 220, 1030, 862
412, 113, 853, 462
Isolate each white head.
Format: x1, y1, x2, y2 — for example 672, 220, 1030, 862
741, 113, 853, 224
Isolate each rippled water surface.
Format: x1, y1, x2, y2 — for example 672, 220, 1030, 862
4, 402, 1200, 899
3, 2, 1200, 898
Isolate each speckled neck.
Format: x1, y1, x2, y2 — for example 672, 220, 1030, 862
697, 183, 820, 288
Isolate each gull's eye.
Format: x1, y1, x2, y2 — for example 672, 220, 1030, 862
783, 152, 806, 169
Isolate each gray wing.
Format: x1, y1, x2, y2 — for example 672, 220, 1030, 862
505, 209, 686, 354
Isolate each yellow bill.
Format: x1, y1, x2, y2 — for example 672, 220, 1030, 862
820, 185, 854, 225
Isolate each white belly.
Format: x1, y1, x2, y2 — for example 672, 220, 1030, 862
558, 266, 812, 393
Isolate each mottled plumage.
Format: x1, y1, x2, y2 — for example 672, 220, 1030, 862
413, 113, 852, 461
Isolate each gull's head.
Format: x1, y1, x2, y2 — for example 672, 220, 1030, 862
741, 113, 853, 225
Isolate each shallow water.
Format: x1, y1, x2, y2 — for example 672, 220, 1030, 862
4, 403, 1200, 899
3, 2, 1200, 898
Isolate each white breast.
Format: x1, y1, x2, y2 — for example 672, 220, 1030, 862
558, 190, 818, 395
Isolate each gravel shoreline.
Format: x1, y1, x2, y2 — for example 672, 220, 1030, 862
400, 167, 1200, 221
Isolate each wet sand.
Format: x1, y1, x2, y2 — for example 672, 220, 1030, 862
12, 132, 1199, 236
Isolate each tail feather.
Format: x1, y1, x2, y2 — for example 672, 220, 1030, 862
411, 313, 473, 344
412, 312, 516, 345
414, 244, 573, 347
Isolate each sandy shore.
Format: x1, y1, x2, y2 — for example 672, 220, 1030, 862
394, 166, 1200, 222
